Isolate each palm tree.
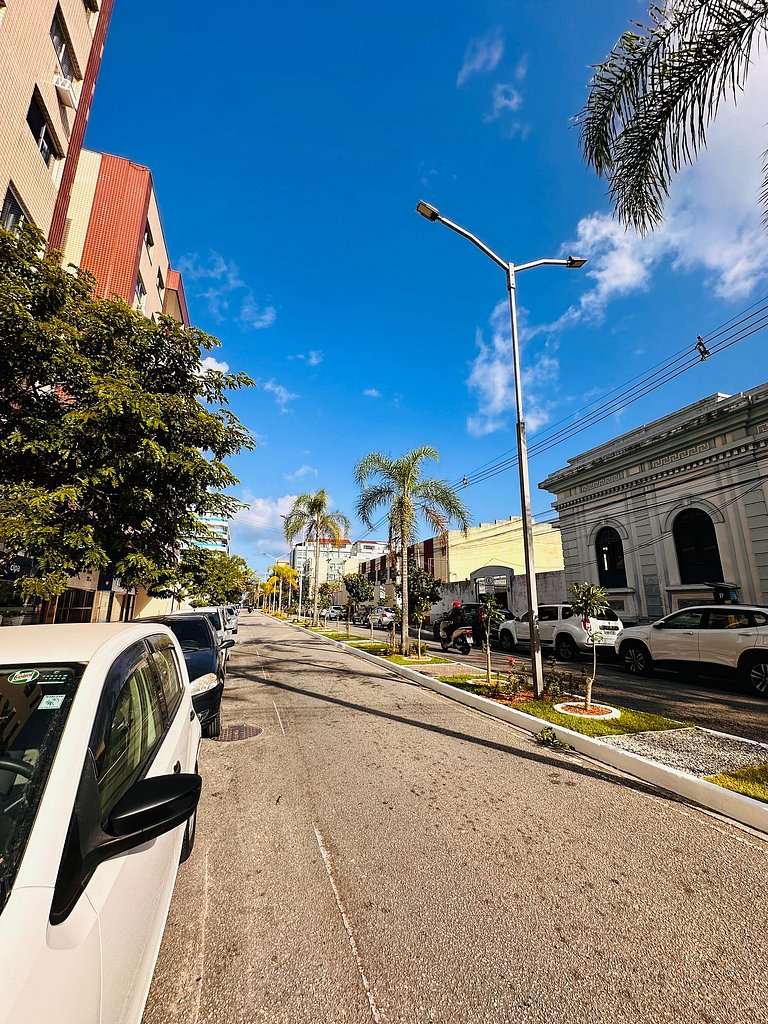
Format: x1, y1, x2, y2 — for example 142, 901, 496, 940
578, 1, 768, 234
283, 490, 350, 626
267, 562, 298, 614
354, 446, 470, 656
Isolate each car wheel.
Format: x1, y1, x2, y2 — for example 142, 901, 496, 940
499, 630, 514, 652
622, 641, 653, 676
202, 711, 221, 738
555, 634, 577, 661
747, 657, 768, 697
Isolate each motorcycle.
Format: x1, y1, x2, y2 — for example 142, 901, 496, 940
439, 625, 474, 656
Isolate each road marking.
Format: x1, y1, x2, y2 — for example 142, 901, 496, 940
191, 848, 211, 1024
273, 700, 286, 736
313, 826, 382, 1024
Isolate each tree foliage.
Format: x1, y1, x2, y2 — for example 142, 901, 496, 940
343, 572, 374, 613
283, 489, 350, 626
578, 1, 768, 233
0, 225, 254, 598
171, 549, 253, 606
355, 446, 469, 655
567, 581, 610, 709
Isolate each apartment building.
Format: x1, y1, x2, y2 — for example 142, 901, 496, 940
191, 515, 231, 556
61, 149, 189, 321
0, 0, 114, 239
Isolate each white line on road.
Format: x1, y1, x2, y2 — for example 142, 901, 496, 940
313, 825, 382, 1024
272, 700, 286, 736
191, 848, 211, 1024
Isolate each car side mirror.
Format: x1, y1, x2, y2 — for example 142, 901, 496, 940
51, 752, 201, 925
221, 638, 235, 649
651, 621, 665, 629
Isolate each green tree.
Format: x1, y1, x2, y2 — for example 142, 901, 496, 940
343, 572, 374, 621
170, 549, 254, 607
354, 446, 469, 656
0, 224, 254, 598
478, 593, 504, 689
567, 581, 610, 709
266, 562, 299, 614
317, 581, 335, 618
283, 489, 350, 626
399, 562, 443, 658
578, 2, 768, 234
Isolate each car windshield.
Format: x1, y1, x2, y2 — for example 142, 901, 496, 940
0, 662, 84, 913
164, 619, 212, 651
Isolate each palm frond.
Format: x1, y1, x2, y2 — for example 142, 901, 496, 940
356, 483, 395, 530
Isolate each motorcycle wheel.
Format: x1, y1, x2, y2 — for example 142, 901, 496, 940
457, 636, 471, 655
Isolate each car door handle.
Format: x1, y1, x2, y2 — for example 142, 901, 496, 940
173, 761, 182, 774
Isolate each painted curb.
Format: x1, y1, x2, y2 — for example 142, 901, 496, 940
280, 619, 768, 835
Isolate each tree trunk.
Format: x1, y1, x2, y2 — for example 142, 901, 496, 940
585, 635, 597, 710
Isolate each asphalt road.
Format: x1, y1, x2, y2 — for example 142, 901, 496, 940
143, 614, 768, 1024
337, 620, 768, 745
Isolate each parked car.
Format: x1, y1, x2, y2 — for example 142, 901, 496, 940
372, 606, 396, 629
141, 613, 232, 737
179, 606, 232, 657
223, 605, 239, 634
319, 605, 345, 621
432, 603, 514, 643
615, 604, 768, 695
0, 622, 201, 1024
499, 603, 623, 659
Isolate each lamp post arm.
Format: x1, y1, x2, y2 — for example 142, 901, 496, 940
436, 215, 508, 272
514, 257, 572, 273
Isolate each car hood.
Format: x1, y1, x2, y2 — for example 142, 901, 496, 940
616, 624, 653, 643
183, 648, 217, 681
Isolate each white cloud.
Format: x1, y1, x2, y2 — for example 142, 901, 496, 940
284, 464, 318, 481
483, 82, 523, 123
466, 301, 556, 437
262, 379, 298, 412
200, 355, 229, 373
239, 294, 277, 330
363, 388, 381, 398
457, 28, 504, 87
290, 350, 323, 366
230, 494, 296, 562
554, 56, 768, 326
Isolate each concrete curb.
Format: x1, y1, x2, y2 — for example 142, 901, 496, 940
281, 619, 768, 835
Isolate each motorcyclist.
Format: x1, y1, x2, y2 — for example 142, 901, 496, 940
440, 601, 465, 644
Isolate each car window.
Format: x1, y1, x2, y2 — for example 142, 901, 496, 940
706, 610, 750, 630
150, 640, 185, 721
94, 657, 165, 821
0, 663, 84, 914
561, 606, 574, 619
164, 618, 212, 651
751, 611, 768, 627
597, 607, 620, 622
204, 611, 222, 632
662, 610, 706, 629
538, 606, 558, 622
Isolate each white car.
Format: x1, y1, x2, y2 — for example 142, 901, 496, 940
0, 623, 202, 1024
499, 603, 623, 660
615, 604, 768, 695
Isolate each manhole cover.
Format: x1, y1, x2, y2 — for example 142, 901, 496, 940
214, 725, 262, 742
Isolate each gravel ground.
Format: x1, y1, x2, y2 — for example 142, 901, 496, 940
601, 726, 768, 776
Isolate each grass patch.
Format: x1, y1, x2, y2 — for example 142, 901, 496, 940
706, 763, 768, 804
436, 674, 485, 685
441, 679, 688, 737
347, 642, 389, 655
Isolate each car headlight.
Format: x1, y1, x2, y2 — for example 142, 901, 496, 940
190, 673, 219, 695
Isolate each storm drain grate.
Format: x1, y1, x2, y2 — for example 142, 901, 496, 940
214, 725, 263, 742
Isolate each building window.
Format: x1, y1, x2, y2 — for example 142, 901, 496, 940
595, 526, 627, 588
673, 508, 723, 584
27, 93, 58, 167
51, 8, 76, 80
156, 267, 164, 293
1, 185, 27, 233
144, 221, 154, 262
134, 274, 146, 311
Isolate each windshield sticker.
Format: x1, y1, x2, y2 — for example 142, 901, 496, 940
7, 669, 40, 685
38, 694, 65, 710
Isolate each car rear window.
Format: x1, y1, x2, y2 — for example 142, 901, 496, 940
0, 663, 84, 913
164, 618, 213, 650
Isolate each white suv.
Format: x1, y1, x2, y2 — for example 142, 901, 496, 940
498, 603, 623, 661
615, 604, 768, 695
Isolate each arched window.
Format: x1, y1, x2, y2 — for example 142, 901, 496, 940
673, 508, 723, 584
595, 527, 627, 588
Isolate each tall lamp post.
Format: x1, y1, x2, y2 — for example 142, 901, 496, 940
415, 200, 586, 699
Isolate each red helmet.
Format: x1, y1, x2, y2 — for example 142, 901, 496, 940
453, 601, 461, 608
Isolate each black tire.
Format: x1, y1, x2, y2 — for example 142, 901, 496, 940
499, 630, 515, 652
202, 711, 221, 738
457, 636, 470, 655
622, 641, 653, 676
746, 656, 768, 697
555, 633, 578, 661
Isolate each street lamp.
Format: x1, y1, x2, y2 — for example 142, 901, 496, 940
416, 200, 586, 698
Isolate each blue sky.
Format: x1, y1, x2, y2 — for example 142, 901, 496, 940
86, 1, 768, 577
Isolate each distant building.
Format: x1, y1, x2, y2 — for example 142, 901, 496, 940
541, 384, 768, 622
0, 0, 114, 240
191, 515, 231, 556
